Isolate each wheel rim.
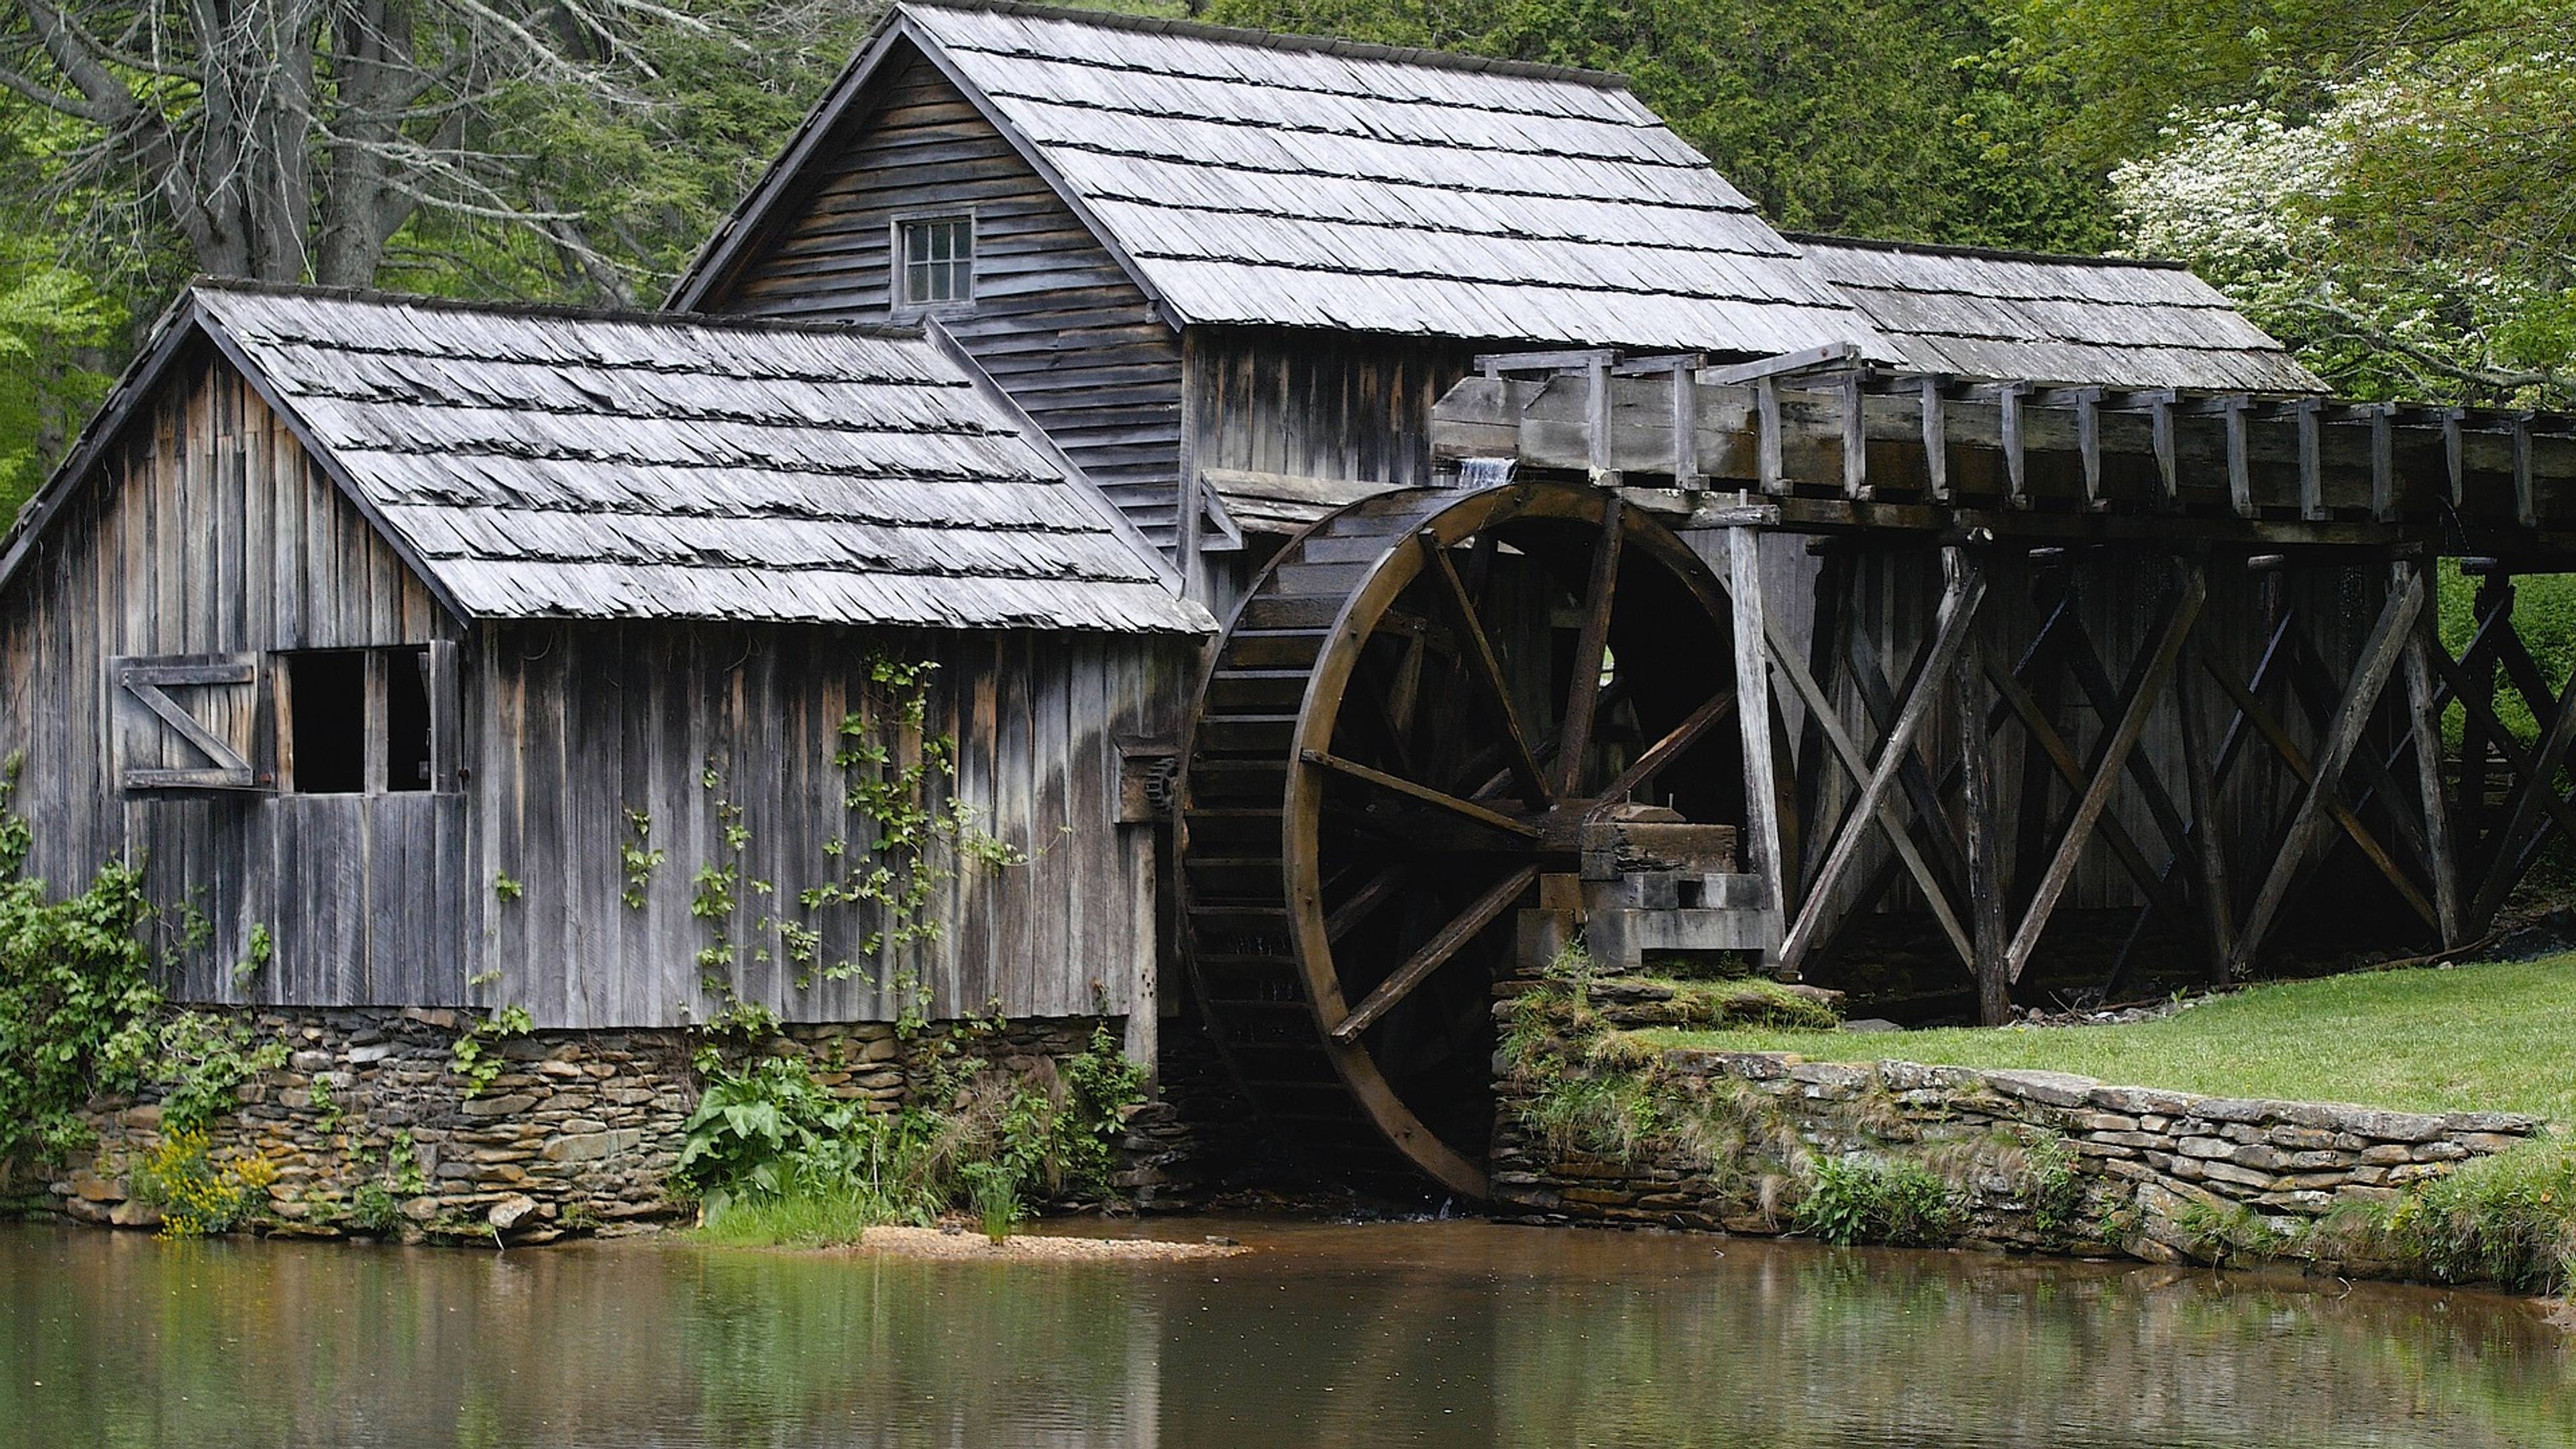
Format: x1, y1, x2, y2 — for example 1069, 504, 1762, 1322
1179, 481, 1737, 1198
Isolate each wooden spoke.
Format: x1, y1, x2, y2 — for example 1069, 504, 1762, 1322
1326, 863, 1412, 943
1301, 749, 1541, 840
1554, 495, 1624, 796
1416, 530, 1550, 806
2004, 564, 2204, 983
1329, 865, 1540, 1044
1597, 688, 1735, 808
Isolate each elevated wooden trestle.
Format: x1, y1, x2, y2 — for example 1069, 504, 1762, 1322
1432, 347, 2576, 1021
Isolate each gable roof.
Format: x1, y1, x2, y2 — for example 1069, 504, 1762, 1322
675, 0, 1894, 360
1, 282, 1210, 634
1793, 235, 2325, 394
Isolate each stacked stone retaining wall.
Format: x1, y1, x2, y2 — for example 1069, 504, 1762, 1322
36, 1007, 1216, 1242
1493, 1048, 2548, 1268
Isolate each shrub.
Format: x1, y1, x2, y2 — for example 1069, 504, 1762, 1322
2380, 1140, 2576, 1295
132, 1128, 276, 1237
676, 1025, 1145, 1241
1795, 1157, 1964, 1247
0, 767, 161, 1170
146, 1012, 288, 1134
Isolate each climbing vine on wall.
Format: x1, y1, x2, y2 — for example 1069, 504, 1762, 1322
668, 653, 1024, 1025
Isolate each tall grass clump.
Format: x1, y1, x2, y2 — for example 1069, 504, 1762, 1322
2379, 1139, 2576, 1295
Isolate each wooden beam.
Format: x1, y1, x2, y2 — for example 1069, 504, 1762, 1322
1727, 528, 1787, 955
1951, 549, 2012, 1024
1841, 370, 1870, 500
1776, 561, 1988, 973
1697, 341, 1859, 386
1998, 382, 2030, 508
2445, 408, 2466, 506
1672, 366, 1702, 487
2172, 615, 2237, 981
1300, 750, 1542, 841
1599, 689, 1736, 808
2515, 413, 2538, 529
1762, 615, 1976, 973
2004, 561, 2206, 981
2369, 405, 2398, 522
1556, 495, 1625, 795
1329, 865, 1539, 1042
1756, 376, 1784, 494
2295, 398, 2326, 521
1919, 375, 1951, 503
2229, 571, 2426, 974
2397, 559, 2463, 945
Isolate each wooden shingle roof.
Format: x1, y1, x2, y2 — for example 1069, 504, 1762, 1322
679, 0, 1894, 360
1794, 235, 2324, 394
3, 283, 1210, 634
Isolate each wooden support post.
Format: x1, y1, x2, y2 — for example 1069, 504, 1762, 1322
2229, 571, 2424, 975
2003, 561, 2206, 982
1951, 548, 2010, 1024
2396, 558, 2463, 945
1585, 354, 1617, 486
2222, 398, 2252, 517
2461, 574, 2512, 863
2172, 604, 2237, 981
2369, 405, 2397, 523
1728, 527, 1787, 961
2295, 398, 2326, 521
1776, 559, 1988, 974
2514, 413, 2537, 529
2444, 408, 2466, 506
1672, 366, 1701, 488
1756, 377, 1784, 494
1998, 382, 2030, 509
1841, 370, 1869, 500
2073, 388, 2105, 510
1919, 375, 1950, 502
2151, 395, 2179, 505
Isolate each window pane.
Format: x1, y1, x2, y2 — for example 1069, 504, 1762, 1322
899, 217, 973, 306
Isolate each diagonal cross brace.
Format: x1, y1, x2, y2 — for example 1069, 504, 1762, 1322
1775, 562, 1988, 974
2228, 570, 2426, 975
2004, 564, 2206, 982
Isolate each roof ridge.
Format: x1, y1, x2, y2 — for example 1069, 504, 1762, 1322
1786, 231, 2193, 273
189, 277, 934, 341
896, 0, 1633, 90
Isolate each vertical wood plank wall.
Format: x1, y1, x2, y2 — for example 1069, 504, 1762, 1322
0, 351, 466, 1006
1185, 326, 1477, 614
706, 47, 1188, 552
474, 620, 1187, 1029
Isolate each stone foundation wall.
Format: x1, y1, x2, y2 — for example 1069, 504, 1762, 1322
1493, 1047, 2547, 1267
40, 1007, 1220, 1242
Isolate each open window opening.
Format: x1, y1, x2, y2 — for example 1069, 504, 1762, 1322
282, 646, 437, 795
896, 213, 973, 311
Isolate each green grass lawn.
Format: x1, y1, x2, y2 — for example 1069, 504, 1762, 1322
1642, 955, 2576, 1124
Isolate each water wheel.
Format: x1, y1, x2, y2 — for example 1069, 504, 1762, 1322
1177, 480, 1743, 1199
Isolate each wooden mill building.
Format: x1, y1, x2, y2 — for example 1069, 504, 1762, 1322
8, 0, 2575, 1196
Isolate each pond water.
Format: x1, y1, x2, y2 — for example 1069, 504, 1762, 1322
2, 1218, 2568, 1448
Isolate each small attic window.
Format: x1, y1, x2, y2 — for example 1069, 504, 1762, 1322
896, 214, 973, 310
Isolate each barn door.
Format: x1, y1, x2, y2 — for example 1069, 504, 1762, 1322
110, 653, 264, 790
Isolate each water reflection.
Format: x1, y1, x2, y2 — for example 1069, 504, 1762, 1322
2, 1220, 2565, 1448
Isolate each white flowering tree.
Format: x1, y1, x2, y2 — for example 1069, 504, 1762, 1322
2112, 40, 2575, 409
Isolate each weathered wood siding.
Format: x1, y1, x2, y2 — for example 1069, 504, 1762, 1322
0, 350, 469, 1006
1184, 326, 1477, 613
702, 47, 1187, 552
474, 620, 1185, 1029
